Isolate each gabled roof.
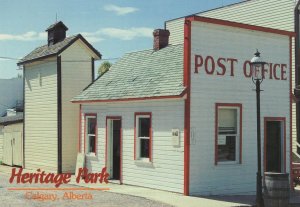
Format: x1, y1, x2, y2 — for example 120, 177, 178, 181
46, 21, 68, 31
0, 112, 23, 125
72, 44, 185, 102
18, 34, 101, 65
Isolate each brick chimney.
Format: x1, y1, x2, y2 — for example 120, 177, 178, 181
153, 29, 170, 51
46, 21, 68, 46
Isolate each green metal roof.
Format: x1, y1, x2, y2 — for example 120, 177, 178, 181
72, 44, 185, 102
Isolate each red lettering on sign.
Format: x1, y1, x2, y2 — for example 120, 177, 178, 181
205, 56, 215, 75
217, 58, 226, 76
273, 64, 281, 80
281, 64, 287, 80
269, 63, 273, 79
227, 58, 238, 77
243, 61, 252, 78
194, 55, 203, 74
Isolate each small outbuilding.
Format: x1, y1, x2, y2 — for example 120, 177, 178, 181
18, 21, 101, 173
0, 112, 23, 166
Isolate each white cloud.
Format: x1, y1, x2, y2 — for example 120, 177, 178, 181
100, 27, 152, 40
0, 27, 152, 43
0, 31, 46, 41
80, 32, 104, 43
81, 27, 153, 42
104, 4, 138, 15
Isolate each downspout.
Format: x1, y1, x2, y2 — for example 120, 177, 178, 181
294, 0, 300, 156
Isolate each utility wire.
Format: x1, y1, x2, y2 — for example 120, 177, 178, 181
0, 56, 120, 62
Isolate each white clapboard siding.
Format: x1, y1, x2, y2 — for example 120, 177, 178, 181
166, 0, 299, 157
189, 21, 290, 195
166, 0, 295, 44
60, 40, 93, 173
166, 18, 185, 46
200, 0, 295, 31
2, 123, 23, 166
80, 99, 185, 193
24, 59, 58, 172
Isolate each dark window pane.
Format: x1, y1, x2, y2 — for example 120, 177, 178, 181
89, 136, 95, 153
218, 136, 236, 161
140, 139, 149, 158
88, 118, 96, 134
138, 118, 150, 137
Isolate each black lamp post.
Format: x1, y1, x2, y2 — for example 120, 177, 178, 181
250, 50, 266, 207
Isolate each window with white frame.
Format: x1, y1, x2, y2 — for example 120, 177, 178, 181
86, 115, 97, 154
216, 106, 241, 163
135, 114, 151, 160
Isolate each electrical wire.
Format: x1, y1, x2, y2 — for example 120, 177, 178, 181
0, 56, 119, 62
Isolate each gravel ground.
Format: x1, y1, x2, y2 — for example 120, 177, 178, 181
0, 173, 173, 207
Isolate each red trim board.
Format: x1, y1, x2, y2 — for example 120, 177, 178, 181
186, 16, 295, 37
78, 104, 82, 153
72, 93, 186, 104
183, 19, 191, 196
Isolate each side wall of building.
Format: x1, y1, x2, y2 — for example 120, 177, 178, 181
24, 59, 58, 172
80, 99, 185, 193
60, 41, 93, 173
166, 0, 295, 46
189, 21, 291, 195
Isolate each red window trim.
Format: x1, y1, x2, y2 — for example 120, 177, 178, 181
78, 104, 82, 153
105, 116, 123, 184
263, 117, 286, 173
84, 113, 98, 155
134, 112, 152, 162
215, 103, 243, 165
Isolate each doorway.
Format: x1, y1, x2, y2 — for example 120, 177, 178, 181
264, 118, 285, 173
3, 131, 23, 167
106, 117, 122, 183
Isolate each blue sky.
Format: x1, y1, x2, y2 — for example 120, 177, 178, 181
0, 0, 241, 79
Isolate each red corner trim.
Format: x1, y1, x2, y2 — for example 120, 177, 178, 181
78, 104, 82, 153
183, 18, 191, 196
186, 16, 295, 37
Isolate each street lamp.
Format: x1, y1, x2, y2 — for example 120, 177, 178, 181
250, 49, 267, 207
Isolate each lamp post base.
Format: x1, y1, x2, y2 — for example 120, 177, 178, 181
256, 172, 264, 207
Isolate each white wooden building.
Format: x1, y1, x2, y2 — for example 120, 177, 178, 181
72, 11, 293, 195
18, 21, 101, 173
166, 0, 300, 163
